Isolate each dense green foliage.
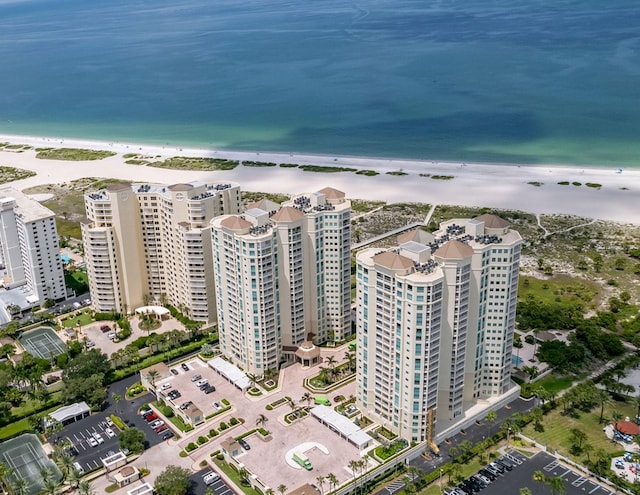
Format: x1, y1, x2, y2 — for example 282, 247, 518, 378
119, 427, 146, 454
154, 465, 191, 495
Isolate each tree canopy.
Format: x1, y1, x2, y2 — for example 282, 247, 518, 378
119, 427, 146, 454
154, 465, 191, 495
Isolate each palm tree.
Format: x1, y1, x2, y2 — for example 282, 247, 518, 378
111, 393, 122, 414
265, 489, 275, 495
596, 389, 612, 423
301, 392, 313, 409
327, 472, 338, 492
77, 480, 94, 495
532, 470, 546, 484
13, 477, 27, 495
146, 369, 160, 390
519, 489, 533, 495
325, 356, 338, 378
39, 467, 53, 485
42, 476, 60, 495
344, 351, 356, 372
256, 413, 269, 432
316, 476, 326, 495
247, 373, 258, 389
547, 476, 565, 495
277, 484, 288, 495
67, 468, 82, 489
485, 410, 497, 437
0, 462, 15, 493
348, 460, 359, 492
54, 452, 74, 480
205, 489, 215, 495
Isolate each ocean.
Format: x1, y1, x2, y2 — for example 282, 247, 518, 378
0, 0, 638, 167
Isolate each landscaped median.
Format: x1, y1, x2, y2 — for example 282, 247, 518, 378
182, 416, 244, 456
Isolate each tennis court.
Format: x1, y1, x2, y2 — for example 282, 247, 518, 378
18, 327, 67, 360
0, 434, 61, 495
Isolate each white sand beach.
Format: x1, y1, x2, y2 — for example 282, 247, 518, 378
1, 133, 639, 224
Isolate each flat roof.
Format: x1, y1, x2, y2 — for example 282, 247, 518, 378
0, 187, 56, 223
208, 357, 252, 390
310, 405, 373, 448
48, 402, 90, 423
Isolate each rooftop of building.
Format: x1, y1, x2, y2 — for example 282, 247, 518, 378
271, 206, 305, 222
0, 187, 56, 222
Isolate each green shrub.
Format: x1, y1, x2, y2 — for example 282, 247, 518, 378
266, 404, 273, 411
219, 422, 228, 430
217, 453, 224, 460
159, 405, 174, 417
185, 442, 197, 452
230, 417, 238, 425
197, 436, 208, 445
209, 429, 218, 437
110, 414, 126, 430
221, 398, 230, 406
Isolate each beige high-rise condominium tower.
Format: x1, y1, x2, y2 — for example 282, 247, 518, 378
211, 187, 351, 376
81, 181, 240, 320
355, 214, 521, 443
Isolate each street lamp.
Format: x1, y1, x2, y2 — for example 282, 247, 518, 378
439, 469, 443, 493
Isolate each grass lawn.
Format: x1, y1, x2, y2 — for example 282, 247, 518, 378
61, 310, 94, 327
518, 275, 600, 306
65, 270, 89, 295
0, 418, 31, 440
212, 458, 255, 495
535, 375, 575, 395
522, 400, 636, 463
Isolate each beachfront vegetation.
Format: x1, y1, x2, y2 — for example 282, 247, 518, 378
298, 164, 357, 173
355, 169, 379, 176
35, 147, 117, 160
23, 177, 124, 239
241, 191, 290, 206
386, 170, 408, 176
527, 181, 543, 187
431, 175, 454, 180
351, 199, 386, 213
0, 165, 36, 183
148, 156, 239, 170
279, 163, 299, 168
242, 160, 277, 167
0, 143, 32, 151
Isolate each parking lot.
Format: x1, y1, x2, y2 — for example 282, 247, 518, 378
155, 359, 222, 417
189, 467, 236, 495
454, 450, 617, 495
50, 375, 166, 474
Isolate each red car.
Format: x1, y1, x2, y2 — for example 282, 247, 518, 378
145, 413, 158, 422
155, 425, 168, 433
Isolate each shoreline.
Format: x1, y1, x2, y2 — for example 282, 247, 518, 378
1, 133, 639, 225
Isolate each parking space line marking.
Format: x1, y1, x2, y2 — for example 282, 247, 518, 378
588, 486, 600, 494
572, 476, 586, 486
558, 469, 571, 478
543, 461, 558, 471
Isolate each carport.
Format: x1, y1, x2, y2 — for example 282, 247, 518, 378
208, 357, 251, 391
311, 405, 373, 449
47, 401, 90, 426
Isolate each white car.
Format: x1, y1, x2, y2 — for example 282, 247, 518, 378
93, 432, 104, 444
196, 379, 208, 387
104, 428, 116, 438
160, 383, 172, 391
105, 417, 114, 427
149, 420, 164, 429
107, 332, 117, 340
86, 341, 95, 349
203, 471, 220, 485
87, 437, 98, 447
212, 402, 222, 410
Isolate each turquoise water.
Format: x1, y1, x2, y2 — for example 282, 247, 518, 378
0, 0, 639, 166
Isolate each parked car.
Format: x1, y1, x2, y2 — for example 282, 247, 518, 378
160, 383, 172, 391
149, 420, 164, 429
155, 425, 168, 433
213, 402, 222, 410
85, 341, 95, 349
181, 363, 190, 371
489, 462, 504, 474
140, 408, 153, 417
107, 332, 117, 340
105, 416, 114, 427
471, 474, 488, 487
87, 437, 98, 447
180, 401, 193, 410
170, 368, 179, 375
161, 431, 174, 440
479, 469, 496, 481
191, 374, 202, 382
495, 458, 513, 471
100, 325, 110, 332
93, 433, 104, 444
168, 390, 181, 399
104, 428, 116, 439
197, 379, 209, 388
145, 413, 158, 422
238, 438, 250, 450
203, 471, 220, 485
203, 385, 215, 394
72, 462, 85, 475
